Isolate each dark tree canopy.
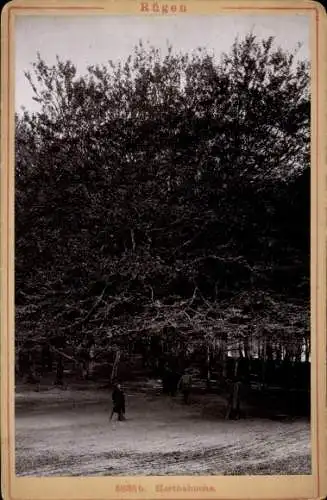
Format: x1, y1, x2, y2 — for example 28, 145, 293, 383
15, 35, 310, 359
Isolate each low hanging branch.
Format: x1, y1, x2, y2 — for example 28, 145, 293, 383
49, 345, 78, 364
58, 284, 109, 332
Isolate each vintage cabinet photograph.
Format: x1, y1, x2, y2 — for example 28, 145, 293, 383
1, 1, 326, 499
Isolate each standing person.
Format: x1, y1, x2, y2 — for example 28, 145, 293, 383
110, 383, 126, 421
178, 370, 192, 404
225, 376, 243, 420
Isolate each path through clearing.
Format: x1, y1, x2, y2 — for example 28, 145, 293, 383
15, 388, 311, 476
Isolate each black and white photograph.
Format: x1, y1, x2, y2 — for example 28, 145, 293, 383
14, 11, 312, 477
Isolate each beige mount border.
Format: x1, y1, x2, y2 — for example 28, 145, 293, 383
1, 1, 326, 499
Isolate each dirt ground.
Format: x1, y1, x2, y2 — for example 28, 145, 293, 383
15, 384, 311, 476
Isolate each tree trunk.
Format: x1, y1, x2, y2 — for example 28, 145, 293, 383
111, 350, 121, 383
244, 337, 249, 359
305, 337, 310, 362
234, 358, 239, 378
261, 339, 267, 389
130, 229, 136, 253
206, 344, 211, 390
54, 356, 64, 386
88, 345, 95, 378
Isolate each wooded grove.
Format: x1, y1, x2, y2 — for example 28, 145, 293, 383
15, 34, 310, 380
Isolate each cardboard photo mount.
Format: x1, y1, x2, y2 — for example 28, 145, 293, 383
1, 0, 327, 499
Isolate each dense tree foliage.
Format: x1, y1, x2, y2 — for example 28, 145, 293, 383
15, 34, 310, 364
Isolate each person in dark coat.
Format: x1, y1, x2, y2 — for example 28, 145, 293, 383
225, 375, 243, 420
110, 383, 126, 421
178, 370, 192, 404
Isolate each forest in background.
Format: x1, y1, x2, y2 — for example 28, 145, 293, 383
15, 34, 310, 388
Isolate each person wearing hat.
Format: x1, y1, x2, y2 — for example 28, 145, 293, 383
110, 382, 126, 421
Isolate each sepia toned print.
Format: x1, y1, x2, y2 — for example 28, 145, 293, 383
1, 1, 327, 500
14, 12, 312, 476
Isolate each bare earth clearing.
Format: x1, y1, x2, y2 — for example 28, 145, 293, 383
15, 385, 311, 476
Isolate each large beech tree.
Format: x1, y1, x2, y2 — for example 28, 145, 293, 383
15, 34, 310, 360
